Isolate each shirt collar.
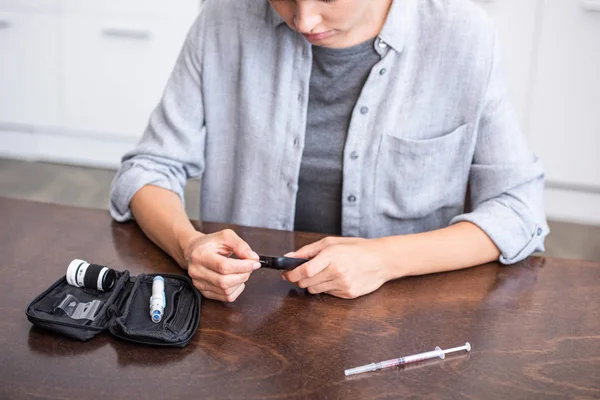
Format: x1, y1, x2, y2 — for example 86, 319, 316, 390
268, 0, 414, 52
378, 0, 415, 53
268, 3, 286, 27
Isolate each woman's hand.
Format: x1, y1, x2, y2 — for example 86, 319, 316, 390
182, 229, 261, 302
281, 237, 391, 299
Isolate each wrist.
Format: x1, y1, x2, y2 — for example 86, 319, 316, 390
172, 225, 205, 269
373, 235, 412, 281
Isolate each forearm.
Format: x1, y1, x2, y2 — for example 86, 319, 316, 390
378, 222, 500, 280
130, 185, 202, 268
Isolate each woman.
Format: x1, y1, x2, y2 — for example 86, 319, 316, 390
110, 0, 548, 302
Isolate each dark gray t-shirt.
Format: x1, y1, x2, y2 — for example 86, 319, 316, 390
294, 39, 381, 234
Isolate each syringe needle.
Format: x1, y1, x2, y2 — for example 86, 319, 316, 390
344, 342, 472, 376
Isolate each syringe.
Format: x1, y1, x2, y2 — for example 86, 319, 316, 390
344, 342, 471, 376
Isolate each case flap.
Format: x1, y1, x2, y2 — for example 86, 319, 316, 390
26, 270, 131, 341
108, 273, 201, 347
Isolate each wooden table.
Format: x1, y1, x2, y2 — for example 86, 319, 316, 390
1, 197, 599, 399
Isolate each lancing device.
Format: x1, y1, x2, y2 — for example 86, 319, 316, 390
149, 276, 166, 323
258, 255, 309, 271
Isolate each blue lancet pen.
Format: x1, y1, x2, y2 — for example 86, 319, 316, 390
149, 276, 166, 323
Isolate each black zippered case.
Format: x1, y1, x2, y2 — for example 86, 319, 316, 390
26, 270, 201, 347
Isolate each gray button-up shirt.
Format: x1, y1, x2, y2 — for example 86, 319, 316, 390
110, 0, 549, 264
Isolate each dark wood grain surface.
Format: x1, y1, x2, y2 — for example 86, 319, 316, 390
1, 197, 599, 399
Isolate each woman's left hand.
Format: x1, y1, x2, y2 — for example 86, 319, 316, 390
281, 236, 392, 299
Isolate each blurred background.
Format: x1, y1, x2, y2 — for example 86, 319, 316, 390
0, 0, 598, 261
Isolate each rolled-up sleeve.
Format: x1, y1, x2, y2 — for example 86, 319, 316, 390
450, 31, 549, 264
109, 13, 207, 222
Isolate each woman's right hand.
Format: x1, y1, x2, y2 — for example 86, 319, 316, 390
181, 229, 261, 302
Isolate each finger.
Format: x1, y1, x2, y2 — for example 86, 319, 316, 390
201, 250, 261, 274
287, 237, 364, 258
283, 257, 330, 283
192, 264, 252, 290
296, 268, 335, 289
324, 289, 357, 300
306, 280, 339, 295
193, 279, 243, 296
221, 229, 259, 260
286, 237, 336, 259
201, 284, 246, 302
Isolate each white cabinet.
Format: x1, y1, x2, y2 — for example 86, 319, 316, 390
0, 10, 60, 127
0, 0, 58, 13
61, 15, 190, 138
472, 0, 539, 128
0, 1, 199, 166
474, 0, 600, 224
61, 0, 199, 19
528, 0, 600, 188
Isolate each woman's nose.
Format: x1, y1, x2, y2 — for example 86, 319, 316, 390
293, 3, 322, 33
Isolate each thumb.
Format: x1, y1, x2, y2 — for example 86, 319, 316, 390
221, 229, 259, 260
286, 239, 328, 260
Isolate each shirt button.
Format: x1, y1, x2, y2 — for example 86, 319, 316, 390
379, 68, 387, 75
347, 195, 357, 203
360, 107, 369, 115
378, 40, 387, 49
293, 137, 299, 146
287, 182, 293, 189
297, 93, 302, 102
350, 151, 359, 160
537, 227, 543, 236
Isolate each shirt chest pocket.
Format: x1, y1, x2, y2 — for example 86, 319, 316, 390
374, 124, 472, 220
